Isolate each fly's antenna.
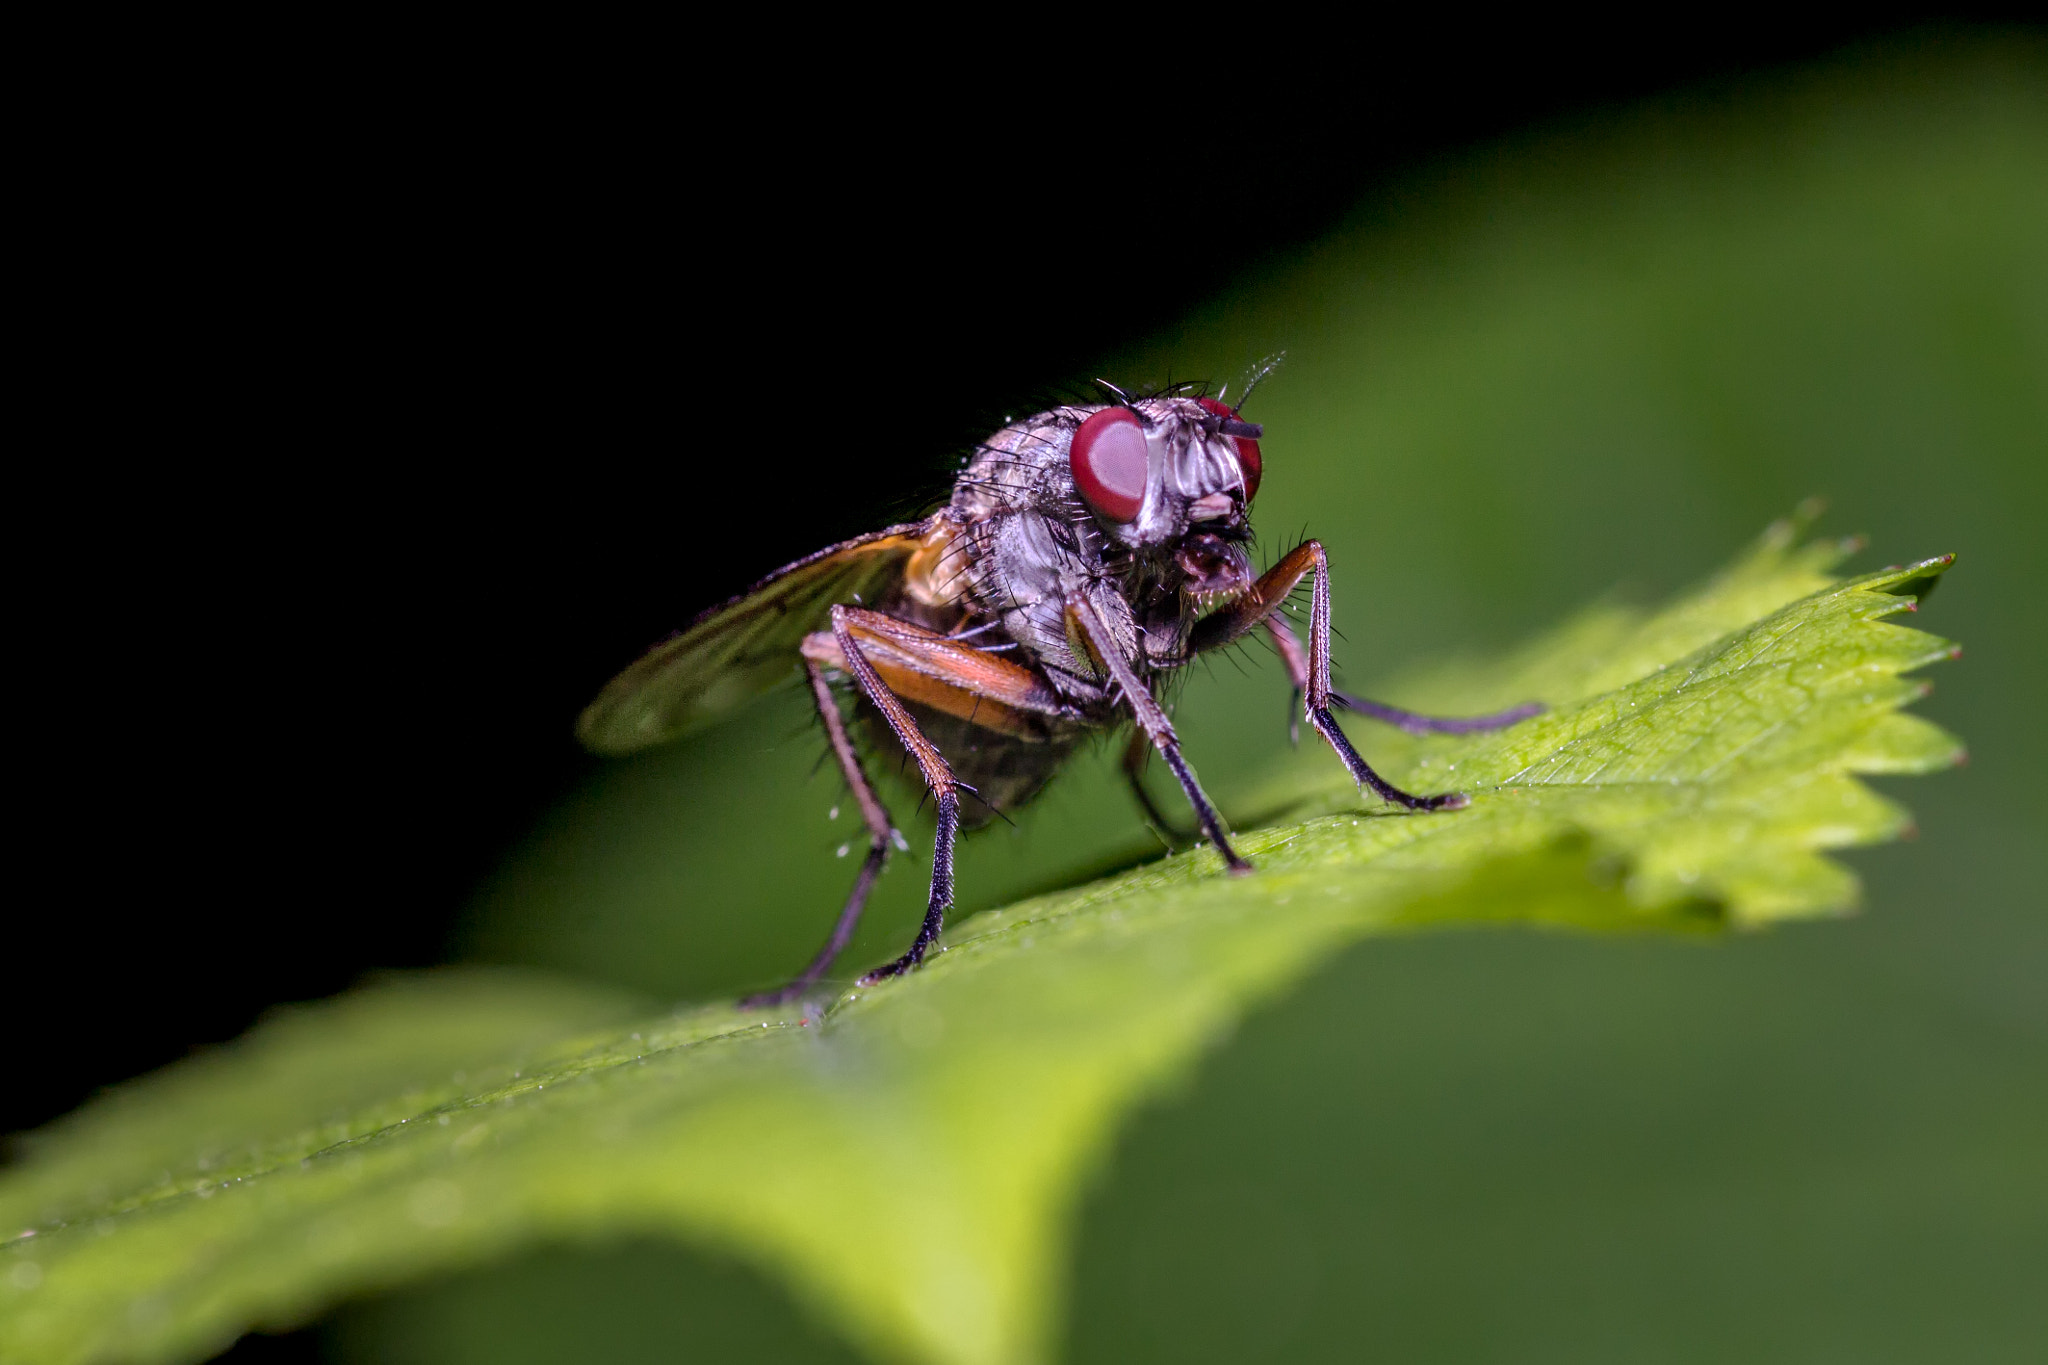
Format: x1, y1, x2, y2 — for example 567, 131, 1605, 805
1233, 353, 1286, 414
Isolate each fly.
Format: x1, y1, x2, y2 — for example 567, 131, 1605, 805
576, 362, 1542, 1005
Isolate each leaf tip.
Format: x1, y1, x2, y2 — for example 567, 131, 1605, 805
1859, 552, 1958, 603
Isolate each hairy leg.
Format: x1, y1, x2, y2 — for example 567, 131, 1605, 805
740, 658, 903, 1008
1192, 542, 1538, 810
1122, 727, 1193, 849
1071, 594, 1249, 871
823, 607, 965, 982
1265, 617, 1544, 734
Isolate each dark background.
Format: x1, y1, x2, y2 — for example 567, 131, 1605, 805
11, 17, 2040, 1362
17, 16, 1978, 1141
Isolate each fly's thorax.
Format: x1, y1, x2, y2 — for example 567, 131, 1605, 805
951, 415, 1072, 522
985, 510, 1093, 681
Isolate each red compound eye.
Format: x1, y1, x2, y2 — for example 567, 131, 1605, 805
1196, 396, 1262, 502
1069, 406, 1149, 522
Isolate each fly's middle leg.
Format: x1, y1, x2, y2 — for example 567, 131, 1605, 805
1122, 727, 1194, 850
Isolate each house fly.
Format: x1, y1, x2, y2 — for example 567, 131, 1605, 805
577, 365, 1542, 1004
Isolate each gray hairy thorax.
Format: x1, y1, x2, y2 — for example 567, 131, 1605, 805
937, 396, 1253, 705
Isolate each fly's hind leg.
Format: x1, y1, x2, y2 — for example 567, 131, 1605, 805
826, 606, 961, 983
808, 605, 1078, 983
740, 657, 905, 1008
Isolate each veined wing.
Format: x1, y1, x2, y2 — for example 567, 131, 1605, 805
576, 520, 934, 754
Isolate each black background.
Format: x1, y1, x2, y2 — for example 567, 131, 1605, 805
12, 13, 2015, 1310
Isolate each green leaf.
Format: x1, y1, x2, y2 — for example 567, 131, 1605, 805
0, 524, 1962, 1365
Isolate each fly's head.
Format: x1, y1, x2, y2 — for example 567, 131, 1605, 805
1064, 391, 1262, 610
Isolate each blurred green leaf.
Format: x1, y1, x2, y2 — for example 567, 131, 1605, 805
0, 526, 1961, 1365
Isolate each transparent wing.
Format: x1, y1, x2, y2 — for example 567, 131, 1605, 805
576, 520, 933, 754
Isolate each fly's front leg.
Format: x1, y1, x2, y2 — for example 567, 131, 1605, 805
1191, 542, 1515, 811
1072, 595, 1249, 872
740, 658, 904, 1009
1266, 617, 1545, 736
1290, 542, 1466, 808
